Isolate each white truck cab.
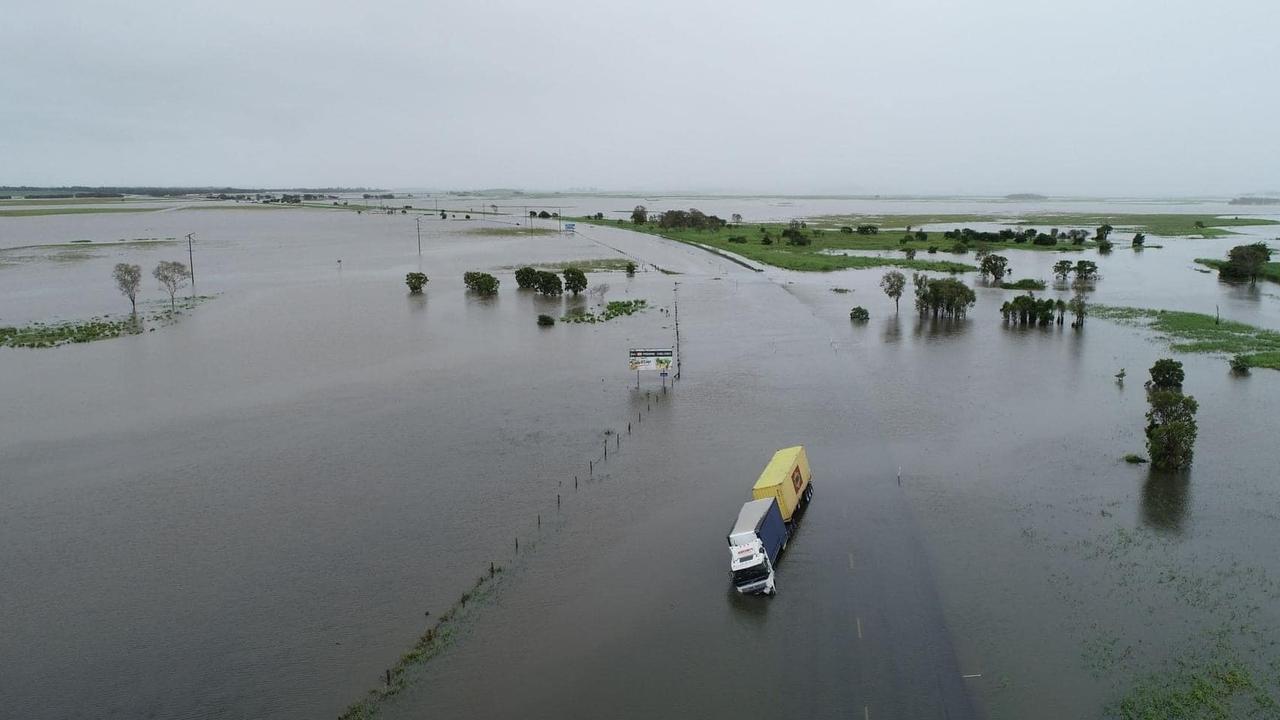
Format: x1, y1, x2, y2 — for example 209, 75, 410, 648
728, 538, 776, 595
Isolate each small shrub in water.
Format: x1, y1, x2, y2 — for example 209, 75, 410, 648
405, 272, 429, 294
1229, 355, 1250, 374
849, 306, 870, 322
1123, 454, 1148, 464
537, 314, 555, 327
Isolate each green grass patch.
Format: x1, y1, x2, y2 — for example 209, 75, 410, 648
1123, 454, 1149, 464
1000, 278, 1048, 290
465, 227, 558, 237
1094, 305, 1280, 370
1, 317, 142, 348
0, 207, 159, 217
1111, 657, 1276, 720
1195, 258, 1280, 284
562, 299, 647, 323
1, 296, 214, 349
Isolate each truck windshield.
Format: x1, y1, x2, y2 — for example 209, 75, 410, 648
732, 563, 770, 586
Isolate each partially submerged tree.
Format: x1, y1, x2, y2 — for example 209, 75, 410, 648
563, 267, 588, 295
1074, 260, 1098, 282
463, 271, 499, 295
1053, 260, 1075, 281
625, 261, 637, 277
914, 277, 976, 319
1146, 389, 1198, 471
631, 205, 647, 224
153, 261, 189, 311
1068, 289, 1087, 328
112, 263, 142, 314
1220, 242, 1272, 282
1148, 358, 1185, 391
879, 270, 906, 313
514, 266, 538, 289
405, 272, 429, 294
1001, 293, 1055, 326
849, 306, 870, 322
979, 254, 1009, 282
535, 270, 563, 296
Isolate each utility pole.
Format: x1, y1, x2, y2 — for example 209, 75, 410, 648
673, 282, 681, 379
186, 233, 196, 298
415, 216, 423, 255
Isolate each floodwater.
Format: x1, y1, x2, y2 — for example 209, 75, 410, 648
2, 196, 1279, 719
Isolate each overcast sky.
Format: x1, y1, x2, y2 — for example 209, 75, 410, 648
3, 0, 1277, 196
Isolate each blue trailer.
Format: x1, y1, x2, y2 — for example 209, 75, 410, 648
727, 497, 789, 595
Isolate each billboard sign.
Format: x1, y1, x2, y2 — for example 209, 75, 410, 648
629, 347, 674, 371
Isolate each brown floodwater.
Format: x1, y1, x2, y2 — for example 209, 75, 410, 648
2, 198, 1278, 719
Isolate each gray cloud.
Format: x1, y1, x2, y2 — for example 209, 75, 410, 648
3, 0, 1277, 195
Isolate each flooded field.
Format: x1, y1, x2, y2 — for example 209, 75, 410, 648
2, 195, 1279, 719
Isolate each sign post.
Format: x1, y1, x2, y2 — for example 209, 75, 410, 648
629, 348, 674, 389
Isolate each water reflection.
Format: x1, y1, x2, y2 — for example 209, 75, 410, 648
882, 313, 902, 344
726, 587, 773, 626
1219, 278, 1263, 303
912, 316, 971, 339
1140, 469, 1191, 534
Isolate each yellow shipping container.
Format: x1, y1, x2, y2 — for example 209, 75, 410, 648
751, 446, 812, 522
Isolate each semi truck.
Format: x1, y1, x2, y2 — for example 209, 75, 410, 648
727, 446, 814, 595
728, 498, 787, 595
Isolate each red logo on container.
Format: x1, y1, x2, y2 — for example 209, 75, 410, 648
791, 468, 803, 492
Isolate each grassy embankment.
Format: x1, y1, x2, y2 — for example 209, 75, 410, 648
1014, 213, 1278, 239
0, 207, 160, 217
811, 212, 1278, 241
1093, 305, 1280, 370
1194, 258, 1280, 284
571, 218, 976, 273
0, 197, 139, 206
518, 258, 633, 272
338, 568, 505, 720
574, 213, 1278, 273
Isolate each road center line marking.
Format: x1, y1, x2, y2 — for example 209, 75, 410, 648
848, 552, 854, 570
856, 617, 863, 639
963, 673, 982, 678
864, 705, 870, 720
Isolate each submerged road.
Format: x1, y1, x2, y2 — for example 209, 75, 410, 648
384, 224, 980, 719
